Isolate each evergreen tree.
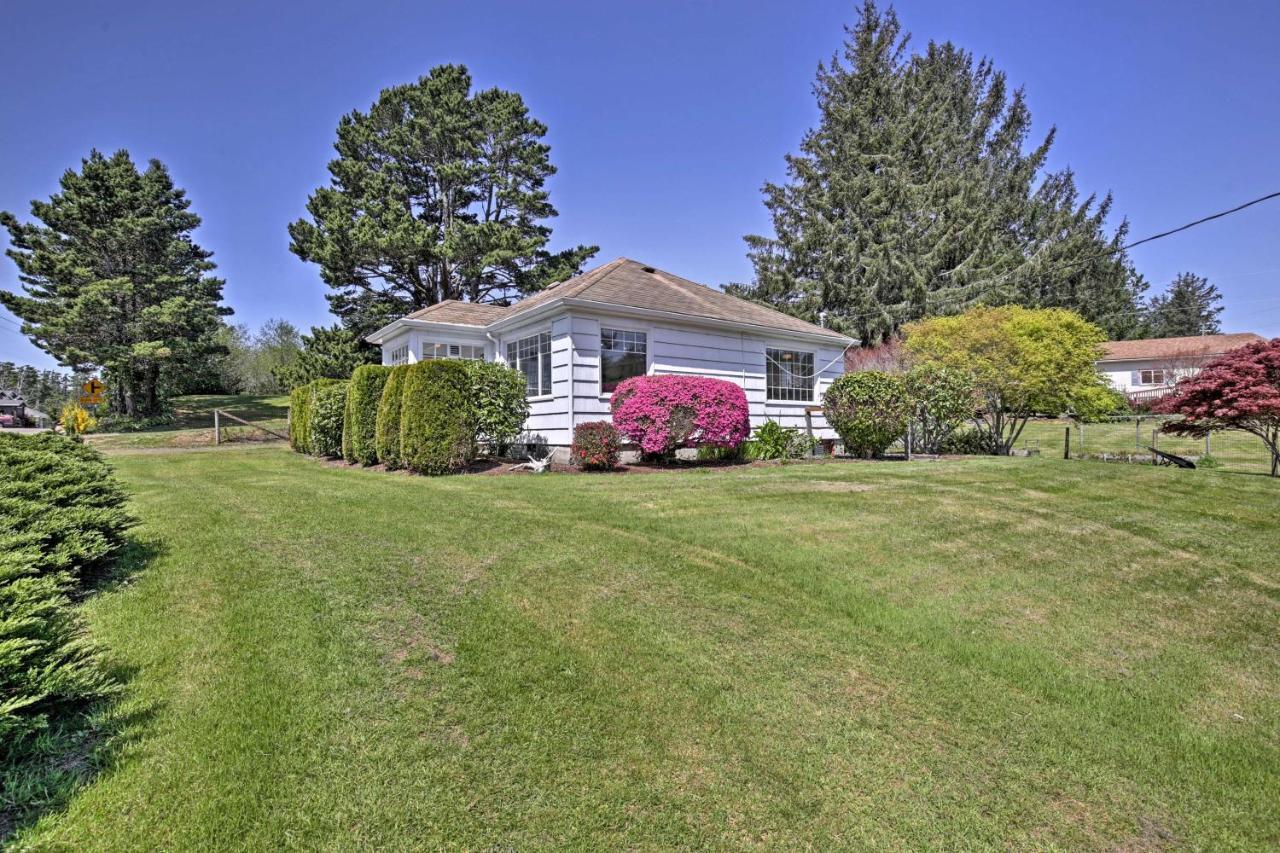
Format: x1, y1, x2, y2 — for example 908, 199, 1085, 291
1, 150, 230, 416
289, 64, 598, 339
272, 325, 376, 390
730, 2, 1145, 344
1145, 272, 1223, 337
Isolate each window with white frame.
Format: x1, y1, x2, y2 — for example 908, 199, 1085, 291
1138, 368, 1168, 386
421, 342, 484, 361
389, 344, 410, 366
600, 328, 647, 393
506, 332, 552, 397
766, 348, 815, 401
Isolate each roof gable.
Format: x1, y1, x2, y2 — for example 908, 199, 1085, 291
1099, 333, 1265, 363
373, 258, 851, 343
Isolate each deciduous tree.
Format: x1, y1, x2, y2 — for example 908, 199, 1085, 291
1156, 338, 1280, 476
903, 306, 1121, 454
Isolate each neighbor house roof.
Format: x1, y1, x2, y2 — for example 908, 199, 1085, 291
0, 389, 24, 407
369, 258, 852, 344
1098, 332, 1265, 363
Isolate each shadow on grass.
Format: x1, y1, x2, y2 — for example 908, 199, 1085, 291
0, 537, 164, 846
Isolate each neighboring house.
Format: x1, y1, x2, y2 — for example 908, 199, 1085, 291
0, 390, 53, 429
366, 258, 854, 453
0, 389, 26, 426
1097, 332, 1265, 402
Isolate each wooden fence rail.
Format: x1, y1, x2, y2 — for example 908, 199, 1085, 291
213, 409, 289, 445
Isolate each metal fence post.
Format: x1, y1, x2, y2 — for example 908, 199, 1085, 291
1064, 426, 1070, 460
214, 409, 221, 446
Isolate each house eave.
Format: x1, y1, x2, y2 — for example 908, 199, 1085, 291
365, 317, 490, 345
370, 298, 856, 348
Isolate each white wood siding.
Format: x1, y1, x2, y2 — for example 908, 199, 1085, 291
381, 308, 849, 446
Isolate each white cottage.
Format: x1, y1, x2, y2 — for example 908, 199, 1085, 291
366, 258, 854, 453
1097, 332, 1264, 401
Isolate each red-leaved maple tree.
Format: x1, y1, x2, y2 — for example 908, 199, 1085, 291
1155, 338, 1280, 476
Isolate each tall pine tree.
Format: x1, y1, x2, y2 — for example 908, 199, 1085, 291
1145, 272, 1223, 337
2, 150, 230, 415
289, 65, 598, 340
730, 2, 1146, 344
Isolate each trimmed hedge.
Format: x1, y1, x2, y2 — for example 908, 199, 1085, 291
287, 379, 341, 456
0, 433, 131, 744
375, 365, 410, 468
570, 421, 622, 470
343, 365, 391, 464
310, 380, 349, 458
823, 371, 911, 458
399, 360, 476, 475
463, 360, 529, 456
288, 384, 312, 452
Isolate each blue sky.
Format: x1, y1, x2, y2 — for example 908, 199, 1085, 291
3, 1, 1279, 369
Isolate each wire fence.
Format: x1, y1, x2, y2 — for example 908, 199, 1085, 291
1018, 417, 1276, 475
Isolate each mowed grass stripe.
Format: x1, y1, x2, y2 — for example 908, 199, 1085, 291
17, 448, 1279, 850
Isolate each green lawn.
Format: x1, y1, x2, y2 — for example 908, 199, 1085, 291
9, 447, 1279, 849
1019, 417, 1274, 474
85, 394, 289, 450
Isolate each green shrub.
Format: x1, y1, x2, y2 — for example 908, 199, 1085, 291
399, 360, 475, 475
940, 426, 995, 455
0, 433, 135, 579
1, 551, 118, 744
288, 384, 313, 452
343, 365, 391, 464
309, 380, 349, 458
824, 371, 911, 458
375, 366, 410, 468
463, 360, 529, 456
904, 363, 976, 454
0, 433, 130, 747
570, 421, 622, 470
288, 379, 341, 455
748, 420, 816, 460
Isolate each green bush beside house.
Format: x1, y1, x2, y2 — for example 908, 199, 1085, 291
374, 366, 410, 469
399, 360, 476, 475
309, 380, 349, 458
343, 365, 391, 464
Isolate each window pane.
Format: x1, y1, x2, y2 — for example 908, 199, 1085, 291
509, 334, 550, 396
766, 348, 815, 401
601, 329, 646, 393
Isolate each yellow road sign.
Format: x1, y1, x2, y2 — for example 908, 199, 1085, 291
82, 378, 105, 396
80, 394, 103, 406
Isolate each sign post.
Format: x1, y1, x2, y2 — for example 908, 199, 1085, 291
79, 378, 105, 407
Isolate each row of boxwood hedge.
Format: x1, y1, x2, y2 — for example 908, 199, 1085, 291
0, 432, 133, 746
290, 359, 529, 476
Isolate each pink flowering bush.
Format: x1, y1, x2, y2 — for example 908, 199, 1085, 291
610, 375, 750, 457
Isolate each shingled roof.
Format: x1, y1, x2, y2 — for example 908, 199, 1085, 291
1099, 332, 1265, 363
386, 258, 848, 342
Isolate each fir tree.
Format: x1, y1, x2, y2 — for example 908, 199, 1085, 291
272, 325, 377, 390
1145, 272, 1223, 337
1, 150, 230, 416
289, 65, 598, 340
731, 2, 1145, 344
